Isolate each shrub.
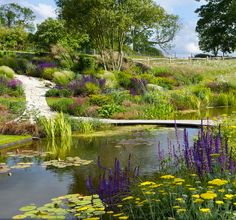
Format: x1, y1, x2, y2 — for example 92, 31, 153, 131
68, 98, 87, 116
78, 55, 97, 74
89, 94, 113, 106
46, 88, 72, 97
42, 67, 58, 80
170, 90, 200, 110
143, 104, 174, 119
69, 75, 106, 96
115, 71, 132, 89
84, 82, 100, 95
25, 63, 40, 77
53, 70, 75, 86
98, 103, 123, 118
0, 66, 15, 79
50, 98, 74, 113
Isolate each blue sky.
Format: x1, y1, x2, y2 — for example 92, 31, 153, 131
1, 0, 205, 57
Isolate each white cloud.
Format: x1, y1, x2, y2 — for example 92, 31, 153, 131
186, 42, 201, 54
0, 0, 57, 23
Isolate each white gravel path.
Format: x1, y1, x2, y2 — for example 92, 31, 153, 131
15, 74, 56, 122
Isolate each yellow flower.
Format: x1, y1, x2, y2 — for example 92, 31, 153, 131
189, 188, 196, 191
84, 218, 100, 220
218, 189, 225, 193
173, 178, 185, 183
200, 192, 217, 200
122, 196, 134, 201
119, 216, 129, 220
173, 206, 181, 209
192, 194, 200, 199
150, 184, 163, 188
177, 208, 186, 213
233, 202, 236, 206
135, 198, 140, 201
191, 174, 197, 177
176, 198, 184, 203
176, 182, 183, 186
215, 200, 224, 205
199, 208, 211, 213
107, 211, 114, 214
144, 191, 155, 195
224, 194, 234, 200
139, 181, 156, 186
160, 175, 175, 179
208, 179, 228, 186
117, 205, 123, 208
194, 198, 204, 204
186, 184, 191, 187
113, 213, 124, 217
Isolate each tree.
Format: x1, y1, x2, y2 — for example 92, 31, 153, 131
56, 0, 179, 71
0, 26, 28, 50
0, 3, 35, 31
195, 0, 236, 56
32, 18, 88, 51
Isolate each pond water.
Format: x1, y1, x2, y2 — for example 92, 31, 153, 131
178, 106, 236, 119
0, 127, 198, 218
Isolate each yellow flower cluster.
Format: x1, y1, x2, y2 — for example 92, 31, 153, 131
200, 191, 217, 200
208, 179, 228, 186
199, 208, 211, 213
160, 175, 175, 179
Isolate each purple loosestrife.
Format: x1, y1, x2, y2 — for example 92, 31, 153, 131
86, 155, 139, 207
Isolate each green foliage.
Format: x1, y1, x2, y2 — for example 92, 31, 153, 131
56, 0, 179, 70
39, 112, 72, 140
0, 97, 25, 115
42, 67, 58, 80
196, 0, 236, 55
78, 55, 96, 74
98, 103, 123, 118
210, 92, 236, 107
84, 82, 100, 95
0, 26, 28, 50
170, 90, 201, 110
89, 94, 113, 106
50, 98, 74, 113
53, 70, 75, 86
0, 66, 15, 79
46, 88, 72, 98
115, 71, 132, 89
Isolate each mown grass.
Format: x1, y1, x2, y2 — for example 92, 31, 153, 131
0, 135, 31, 145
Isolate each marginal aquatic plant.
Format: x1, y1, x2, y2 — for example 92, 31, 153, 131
86, 155, 139, 207
39, 112, 72, 140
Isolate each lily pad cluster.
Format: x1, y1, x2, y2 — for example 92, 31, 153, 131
42, 157, 93, 169
6, 150, 52, 159
0, 162, 34, 174
13, 194, 105, 219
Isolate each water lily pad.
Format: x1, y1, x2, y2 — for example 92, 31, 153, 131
19, 205, 37, 212
12, 214, 28, 219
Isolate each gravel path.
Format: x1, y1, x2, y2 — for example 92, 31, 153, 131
15, 74, 56, 122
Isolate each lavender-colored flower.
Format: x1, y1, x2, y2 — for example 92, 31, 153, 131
8, 79, 22, 89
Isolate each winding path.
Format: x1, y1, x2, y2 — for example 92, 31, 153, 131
15, 74, 216, 127
15, 74, 56, 122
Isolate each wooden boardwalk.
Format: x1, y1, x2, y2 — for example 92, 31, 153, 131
75, 118, 216, 128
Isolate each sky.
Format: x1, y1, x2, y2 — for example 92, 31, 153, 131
0, 0, 205, 57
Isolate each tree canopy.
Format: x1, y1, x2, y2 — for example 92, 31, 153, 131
0, 3, 35, 31
32, 18, 89, 51
56, 0, 179, 70
195, 0, 236, 56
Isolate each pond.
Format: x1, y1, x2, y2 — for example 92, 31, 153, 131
0, 126, 198, 218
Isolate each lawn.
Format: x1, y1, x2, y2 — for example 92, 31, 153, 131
0, 135, 31, 145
